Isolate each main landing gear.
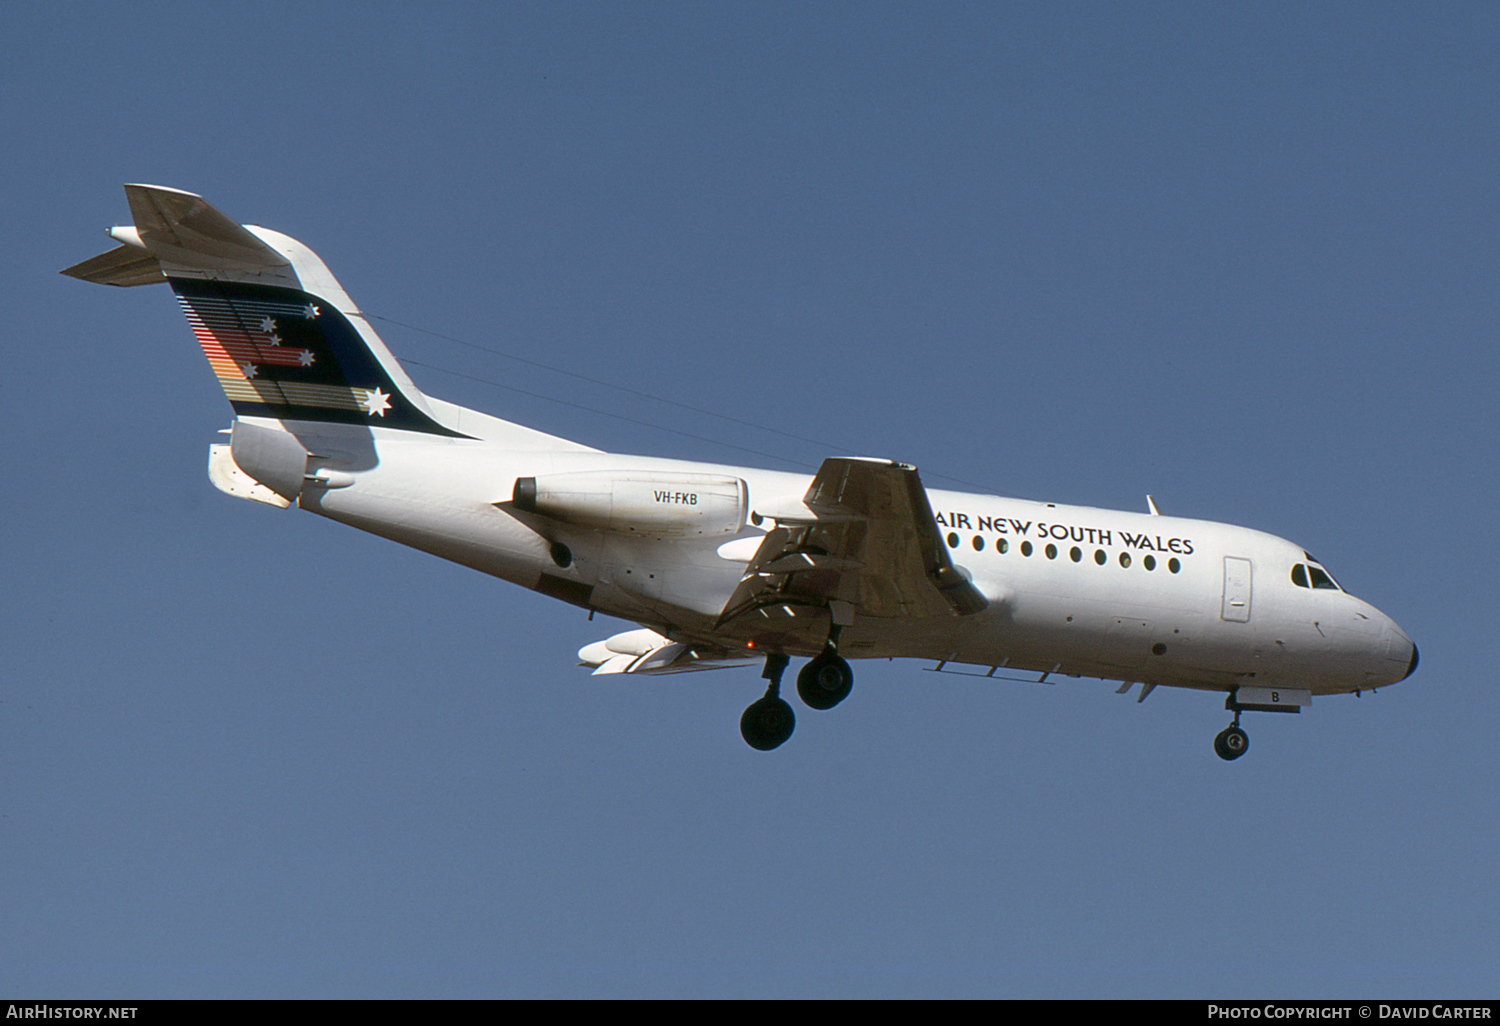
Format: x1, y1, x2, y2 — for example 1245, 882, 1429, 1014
740, 654, 795, 751
740, 644, 854, 751
796, 650, 854, 710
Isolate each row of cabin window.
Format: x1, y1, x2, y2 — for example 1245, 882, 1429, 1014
945, 533, 1181, 574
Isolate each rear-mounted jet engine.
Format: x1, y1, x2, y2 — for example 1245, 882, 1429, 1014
512, 471, 749, 538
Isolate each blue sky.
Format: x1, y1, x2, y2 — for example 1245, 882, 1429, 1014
3, 2, 1496, 998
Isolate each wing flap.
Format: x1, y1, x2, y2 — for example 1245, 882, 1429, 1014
718, 457, 987, 628
578, 628, 756, 676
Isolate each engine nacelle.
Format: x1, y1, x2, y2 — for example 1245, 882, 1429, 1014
512, 471, 748, 538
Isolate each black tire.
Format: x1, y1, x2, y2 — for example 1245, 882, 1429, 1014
741, 695, 795, 750
1214, 726, 1250, 761
796, 653, 854, 710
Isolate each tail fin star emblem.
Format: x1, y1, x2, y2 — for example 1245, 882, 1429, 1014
359, 387, 391, 417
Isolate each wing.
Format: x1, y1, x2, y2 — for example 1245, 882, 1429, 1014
578, 628, 758, 676
717, 457, 987, 630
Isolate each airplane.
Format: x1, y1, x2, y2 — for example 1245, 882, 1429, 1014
63, 185, 1419, 760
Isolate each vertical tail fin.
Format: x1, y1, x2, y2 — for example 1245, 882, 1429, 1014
63, 185, 466, 437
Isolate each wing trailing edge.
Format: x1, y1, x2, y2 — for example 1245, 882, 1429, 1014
578, 628, 756, 676
717, 457, 989, 629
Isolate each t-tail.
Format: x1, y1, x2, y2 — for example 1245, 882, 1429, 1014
62, 184, 463, 438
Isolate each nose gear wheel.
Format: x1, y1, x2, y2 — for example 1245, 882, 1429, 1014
1214, 725, 1250, 761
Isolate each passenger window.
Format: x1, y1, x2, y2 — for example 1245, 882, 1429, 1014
1069, 546, 1082, 562
972, 535, 984, 552
1291, 564, 1309, 588
1168, 557, 1180, 574
998, 538, 1009, 554
1021, 541, 1033, 557
1094, 549, 1107, 565
1307, 566, 1339, 590
947, 533, 959, 549
1045, 543, 1058, 560
1119, 552, 1132, 569
1143, 555, 1156, 571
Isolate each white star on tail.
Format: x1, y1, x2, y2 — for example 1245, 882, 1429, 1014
360, 387, 391, 417
303, 303, 320, 319
259, 316, 277, 333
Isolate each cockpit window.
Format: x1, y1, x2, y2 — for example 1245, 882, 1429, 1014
1291, 562, 1341, 591
1307, 565, 1339, 590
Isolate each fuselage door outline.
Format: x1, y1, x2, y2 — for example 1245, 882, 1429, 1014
1222, 556, 1253, 623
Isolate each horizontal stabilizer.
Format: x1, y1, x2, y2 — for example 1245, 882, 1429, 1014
60, 242, 165, 287
123, 184, 292, 274
61, 185, 294, 285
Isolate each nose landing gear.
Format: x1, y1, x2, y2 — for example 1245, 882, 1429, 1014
1214, 723, 1250, 761
1212, 685, 1308, 760
1214, 691, 1254, 761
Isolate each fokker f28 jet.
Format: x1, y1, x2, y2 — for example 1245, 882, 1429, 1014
64, 185, 1419, 760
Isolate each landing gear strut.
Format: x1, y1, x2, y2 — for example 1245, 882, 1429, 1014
741, 654, 795, 751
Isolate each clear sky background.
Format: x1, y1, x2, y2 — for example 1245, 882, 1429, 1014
3, 2, 1496, 999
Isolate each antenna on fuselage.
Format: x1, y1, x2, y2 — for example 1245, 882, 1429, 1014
1146, 495, 1162, 516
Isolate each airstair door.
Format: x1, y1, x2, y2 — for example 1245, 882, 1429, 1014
1222, 557, 1253, 623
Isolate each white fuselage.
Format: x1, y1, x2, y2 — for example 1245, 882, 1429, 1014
284, 417, 1416, 698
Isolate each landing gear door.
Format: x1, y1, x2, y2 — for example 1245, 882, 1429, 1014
1222, 556, 1253, 622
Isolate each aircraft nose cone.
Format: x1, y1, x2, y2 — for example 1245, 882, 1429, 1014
1378, 614, 1418, 685
1401, 642, 1419, 682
